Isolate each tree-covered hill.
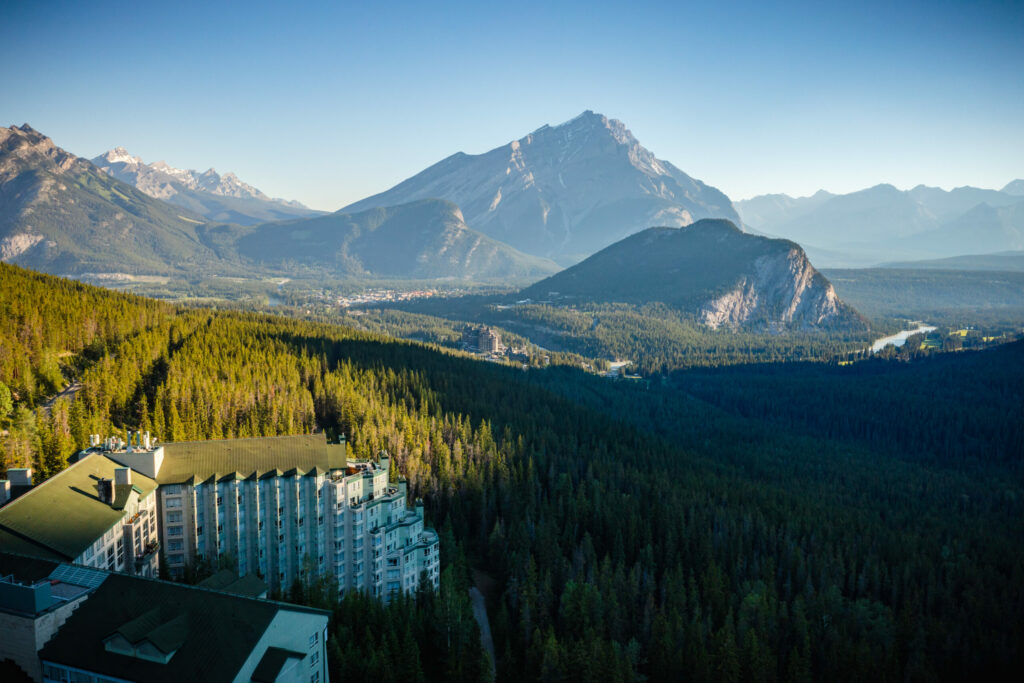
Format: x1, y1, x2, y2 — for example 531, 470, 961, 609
518, 219, 865, 331
1, 262, 1022, 681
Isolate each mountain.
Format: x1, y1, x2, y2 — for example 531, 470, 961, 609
899, 200, 1024, 257
1, 125, 555, 282
1002, 180, 1024, 196
733, 190, 834, 232
340, 111, 740, 264
231, 199, 559, 280
0, 124, 231, 276
519, 218, 863, 330
92, 147, 322, 225
881, 250, 1024, 272
736, 183, 1024, 265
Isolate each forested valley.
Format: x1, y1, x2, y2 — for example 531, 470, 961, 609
1, 262, 1022, 681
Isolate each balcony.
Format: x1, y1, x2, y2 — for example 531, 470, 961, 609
133, 540, 160, 570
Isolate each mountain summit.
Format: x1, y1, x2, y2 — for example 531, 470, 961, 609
341, 111, 740, 264
92, 147, 320, 225
0, 124, 226, 275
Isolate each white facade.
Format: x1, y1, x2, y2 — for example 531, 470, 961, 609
76, 479, 160, 579
155, 449, 440, 600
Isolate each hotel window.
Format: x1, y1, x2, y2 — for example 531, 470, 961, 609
167, 511, 182, 523
216, 496, 223, 506
168, 526, 183, 536
168, 540, 183, 551
165, 497, 182, 508
310, 633, 318, 647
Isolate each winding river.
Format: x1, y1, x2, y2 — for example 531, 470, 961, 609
871, 324, 937, 353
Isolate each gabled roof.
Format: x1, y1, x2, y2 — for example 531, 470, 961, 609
111, 608, 189, 654
198, 569, 268, 599
39, 573, 328, 682
0, 455, 157, 561
157, 433, 343, 484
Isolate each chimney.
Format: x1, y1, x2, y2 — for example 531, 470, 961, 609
7, 469, 32, 487
144, 432, 151, 450
0, 480, 10, 505
98, 478, 114, 504
114, 467, 132, 487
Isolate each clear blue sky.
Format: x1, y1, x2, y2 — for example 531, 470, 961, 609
2, 0, 1022, 210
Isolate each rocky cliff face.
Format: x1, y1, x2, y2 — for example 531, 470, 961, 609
92, 147, 319, 225
519, 219, 863, 331
700, 246, 843, 329
341, 111, 740, 264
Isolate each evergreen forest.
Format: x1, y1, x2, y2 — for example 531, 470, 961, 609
1, 262, 1022, 682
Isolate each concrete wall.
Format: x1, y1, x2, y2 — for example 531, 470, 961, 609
0, 596, 87, 682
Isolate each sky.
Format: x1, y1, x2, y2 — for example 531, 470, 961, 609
2, 0, 1022, 211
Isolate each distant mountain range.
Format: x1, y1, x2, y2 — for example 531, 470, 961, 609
341, 110, 741, 264
0, 124, 230, 276
0, 125, 554, 282
227, 199, 558, 280
736, 183, 1024, 266
92, 147, 322, 225
882, 250, 1024, 272
519, 219, 864, 331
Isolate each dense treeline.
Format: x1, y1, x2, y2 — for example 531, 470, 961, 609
673, 343, 1024, 466
2, 263, 1023, 680
387, 296, 877, 374
0, 262, 170, 405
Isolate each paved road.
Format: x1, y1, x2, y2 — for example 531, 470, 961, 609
469, 586, 495, 675
42, 381, 82, 415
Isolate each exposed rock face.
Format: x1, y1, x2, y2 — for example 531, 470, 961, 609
519, 219, 863, 331
341, 111, 740, 264
701, 247, 843, 329
91, 147, 320, 225
0, 124, 229, 276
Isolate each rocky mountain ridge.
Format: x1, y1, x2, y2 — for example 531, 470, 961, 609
736, 183, 1024, 266
341, 110, 741, 264
92, 147, 320, 224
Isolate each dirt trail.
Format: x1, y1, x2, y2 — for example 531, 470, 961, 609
470, 569, 496, 676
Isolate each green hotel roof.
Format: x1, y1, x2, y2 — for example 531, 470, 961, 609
39, 572, 329, 683
157, 432, 345, 484
0, 454, 157, 561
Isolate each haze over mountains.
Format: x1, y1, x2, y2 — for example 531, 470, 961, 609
4, 114, 1021, 296
0, 124, 228, 276
0, 124, 556, 282
520, 219, 863, 331
342, 111, 741, 264
228, 199, 558, 280
736, 182, 1024, 266
92, 147, 321, 225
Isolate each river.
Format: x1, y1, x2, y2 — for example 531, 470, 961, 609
871, 324, 937, 353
